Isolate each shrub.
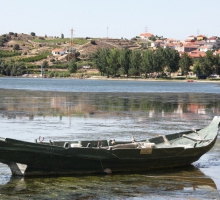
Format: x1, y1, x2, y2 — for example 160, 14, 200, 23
9, 32, 14, 35
13, 44, 20, 50
50, 58, 55, 62
90, 40, 96, 45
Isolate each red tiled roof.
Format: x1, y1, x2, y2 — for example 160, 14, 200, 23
140, 33, 153, 37
184, 43, 199, 48
155, 40, 163, 43
208, 36, 217, 40
52, 48, 64, 52
187, 50, 206, 58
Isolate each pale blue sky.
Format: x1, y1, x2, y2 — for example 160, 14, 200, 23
1, 0, 220, 40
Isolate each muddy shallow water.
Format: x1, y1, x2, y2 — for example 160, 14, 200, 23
0, 79, 220, 199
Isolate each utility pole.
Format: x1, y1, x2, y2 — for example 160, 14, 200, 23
145, 26, 148, 49
68, 28, 75, 60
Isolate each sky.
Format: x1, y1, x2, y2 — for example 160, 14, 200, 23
1, 0, 220, 40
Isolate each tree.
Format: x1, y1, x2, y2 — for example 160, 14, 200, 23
214, 54, 220, 75
94, 49, 110, 76
68, 58, 77, 73
42, 60, 49, 68
13, 44, 20, 50
129, 50, 142, 77
119, 48, 131, 77
163, 48, 180, 74
30, 32, 36, 36
152, 48, 164, 74
193, 62, 202, 75
201, 51, 215, 76
61, 33, 64, 39
141, 49, 154, 77
106, 48, 120, 77
179, 53, 193, 76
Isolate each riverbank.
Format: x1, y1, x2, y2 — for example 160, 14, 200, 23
88, 76, 220, 83
2, 74, 220, 83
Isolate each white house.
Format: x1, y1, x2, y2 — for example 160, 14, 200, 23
207, 36, 219, 43
52, 48, 66, 56
199, 45, 212, 52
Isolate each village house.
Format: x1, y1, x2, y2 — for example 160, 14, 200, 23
196, 35, 206, 41
183, 43, 199, 52
164, 43, 175, 49
151, 39, 164, 47
187, 50, 206, 58
184, 35, 196, 43
199, 45, 212, 52
51, 48, 66, 56
140, 32, 154, 39
207, 36, 219, 43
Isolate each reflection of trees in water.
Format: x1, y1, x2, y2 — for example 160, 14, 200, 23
0, 89, 220, 119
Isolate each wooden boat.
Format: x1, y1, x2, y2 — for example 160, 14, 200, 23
0, 116, 219, 176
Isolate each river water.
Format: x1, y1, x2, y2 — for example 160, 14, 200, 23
0, 77, 219, 199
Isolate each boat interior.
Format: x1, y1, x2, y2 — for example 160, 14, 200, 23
42, 129, 212, 149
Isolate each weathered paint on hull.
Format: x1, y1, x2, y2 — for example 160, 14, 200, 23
0, 139, 215, 176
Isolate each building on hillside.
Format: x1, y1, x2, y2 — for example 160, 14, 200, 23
194, 40, 207, 46
151, 39, 164, 47
207, 36, 219, 43
197, 35, 206, 41
140, 33, 154, 39
164, 43, 176, 49
52, 48, 66, 56
187, 50, 206, 58
199, 45, 212, 52
184, 35, 196, 43
165, 38, 175, 43
183, 43, 199, 52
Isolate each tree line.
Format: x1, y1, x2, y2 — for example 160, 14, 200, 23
93, 47, 220, 78
0, 59, 26, 76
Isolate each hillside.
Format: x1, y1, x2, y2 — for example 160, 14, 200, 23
0, 33, 144, 78
0, 33, 141, 62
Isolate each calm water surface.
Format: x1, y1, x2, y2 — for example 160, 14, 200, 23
0, 78, 219, 199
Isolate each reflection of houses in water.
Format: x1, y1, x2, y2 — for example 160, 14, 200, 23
173, 104, 206, 115
149, 110, 155, 118
174, 104, 183, 114
187, 104, 206, 114
50, 97, 96, 116
51, 97, 67, 109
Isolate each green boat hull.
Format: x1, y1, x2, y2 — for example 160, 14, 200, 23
0, 116, 219, 176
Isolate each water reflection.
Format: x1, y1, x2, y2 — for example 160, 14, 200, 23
0, 166, 218, 199
1, 89, 220, 119
0, 89, 220, 199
